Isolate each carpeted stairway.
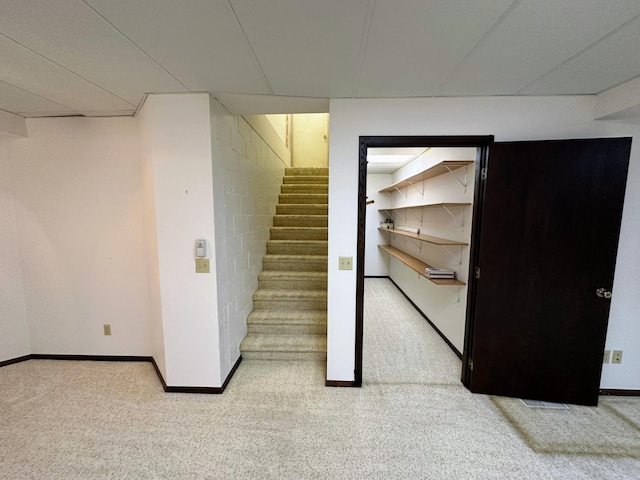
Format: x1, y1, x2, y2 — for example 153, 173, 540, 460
240, 167, 328, 360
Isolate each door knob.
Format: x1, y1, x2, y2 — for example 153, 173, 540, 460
596, 288, 612, 299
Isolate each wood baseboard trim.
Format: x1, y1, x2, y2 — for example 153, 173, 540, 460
0, 354, 32, 368
600, 389, 640, 397
30, 354, 153, 362
153, 355, 243, 394
388, 278, 463, 359
3, 354, 242, 395
326, 380, 361, 387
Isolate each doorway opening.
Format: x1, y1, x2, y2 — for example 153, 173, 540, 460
355, 136, 494, 386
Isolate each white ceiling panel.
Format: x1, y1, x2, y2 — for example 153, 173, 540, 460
0, 80, 77, 116
521, 16, 640, 95
438, 0, 640, 96
356, 0, 513, 97
85, 0, 270, 94
230, 0, 369, 97
0, 35, 135, 114
0, 0, 188, 106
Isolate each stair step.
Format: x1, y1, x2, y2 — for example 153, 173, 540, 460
273, 215, 328, 227
247, 310, 327, 334
263, 255, 327, 272
283, 175, 329, 185
279, 193, 328, 205
281, 184, 328, 194
258, 271, 327, 290
270, 227, 328, 241
266, 240, 327, 255
276, 204, 328, 215
253, 289, 327, 311
240, 333, 327, 361
285, 167, 329, 176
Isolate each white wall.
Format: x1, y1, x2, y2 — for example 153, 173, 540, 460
209, 98, 290, 380
328, 96, 640, 390
292, 113, 329, 167
364, 174, 391, 276
0, 142, 30, 362
138, 94, 221, 387
4, 117, 151, 357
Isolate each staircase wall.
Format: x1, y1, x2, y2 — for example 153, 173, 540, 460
209, 98, 292, 379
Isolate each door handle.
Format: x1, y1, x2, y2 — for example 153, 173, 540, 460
596, 288, 612, 299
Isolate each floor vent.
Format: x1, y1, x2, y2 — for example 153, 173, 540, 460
520, 399, 569, 409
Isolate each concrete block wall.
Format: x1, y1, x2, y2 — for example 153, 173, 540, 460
210, 98, 290, 378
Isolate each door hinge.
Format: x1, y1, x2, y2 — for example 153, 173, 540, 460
481, 167, 487, 180
474, 266, 480, 279
468, 359, 474, 371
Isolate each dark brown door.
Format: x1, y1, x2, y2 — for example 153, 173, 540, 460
464, 138, 631, 406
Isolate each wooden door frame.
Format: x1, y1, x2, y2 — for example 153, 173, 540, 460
355, 135, 494, 386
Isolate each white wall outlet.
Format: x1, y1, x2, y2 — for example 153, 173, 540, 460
612, 350, 623, 364
603, 350, 610, 363
103, 324, 111, 336
338, 256, 353, 270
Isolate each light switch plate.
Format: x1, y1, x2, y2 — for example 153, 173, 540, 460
195, 258, 210, 273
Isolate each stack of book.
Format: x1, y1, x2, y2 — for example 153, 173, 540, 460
425, 267, 456, 280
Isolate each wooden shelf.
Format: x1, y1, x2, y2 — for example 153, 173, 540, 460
378, 245, 465, 286
378, 202, 471, 212
379, 160, 473, 193
378, 228, 468, 246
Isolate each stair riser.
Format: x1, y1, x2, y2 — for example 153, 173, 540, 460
258, 279, 327, 290
270, 229, 327, 240
267, 243, 327, 255
247, 324, 327, 334
253, 300, 327, 311
279, 194, 328, 205
281, 185, 328, 194
273, 216, 328, 227
283, 176, 329, 185
263, 260, 327, 272
276, 205, 327, 215
285, 167, 329, 176
242, 351, 327, 361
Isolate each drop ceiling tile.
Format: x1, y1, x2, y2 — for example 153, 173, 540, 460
0, 35, 135, 114
0, 0, 188, 106
438, 0, 640, 96
0, 80, 77, 116
230, 0, 369, 97
521, 16, 640, 95
85, 0, 270, 94
356, 0, 513, 97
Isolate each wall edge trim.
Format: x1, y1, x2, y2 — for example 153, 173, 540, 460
0, 354, 32, 367
388, 278, 463, 359
599, 389, 640, 396
325, 380, 361, 387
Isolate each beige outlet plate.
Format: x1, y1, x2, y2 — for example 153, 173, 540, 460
338, 256, 353, 270
196, 258, 210, 273
612, 350, 623, 364
603, 350, 610, 363
103, 324, 111, 336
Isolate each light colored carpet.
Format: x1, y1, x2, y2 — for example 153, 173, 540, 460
1, 278, 639, 479
491, 396, 640, 457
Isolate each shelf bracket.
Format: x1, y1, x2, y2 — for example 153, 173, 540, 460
441, 204, 465, 227
409, 208, 422, 222
440, 245, 463, 265
393, 186, 407, 199
407, 181, 424, 196
444, 165, 468, 192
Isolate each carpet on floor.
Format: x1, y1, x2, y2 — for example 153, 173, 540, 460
491, 396, 640, 457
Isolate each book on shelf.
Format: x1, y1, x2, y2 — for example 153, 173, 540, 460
425, 267, 456, 279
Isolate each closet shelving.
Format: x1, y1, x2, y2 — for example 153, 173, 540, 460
378, 245, 465, 286
378, 159, 473, 286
